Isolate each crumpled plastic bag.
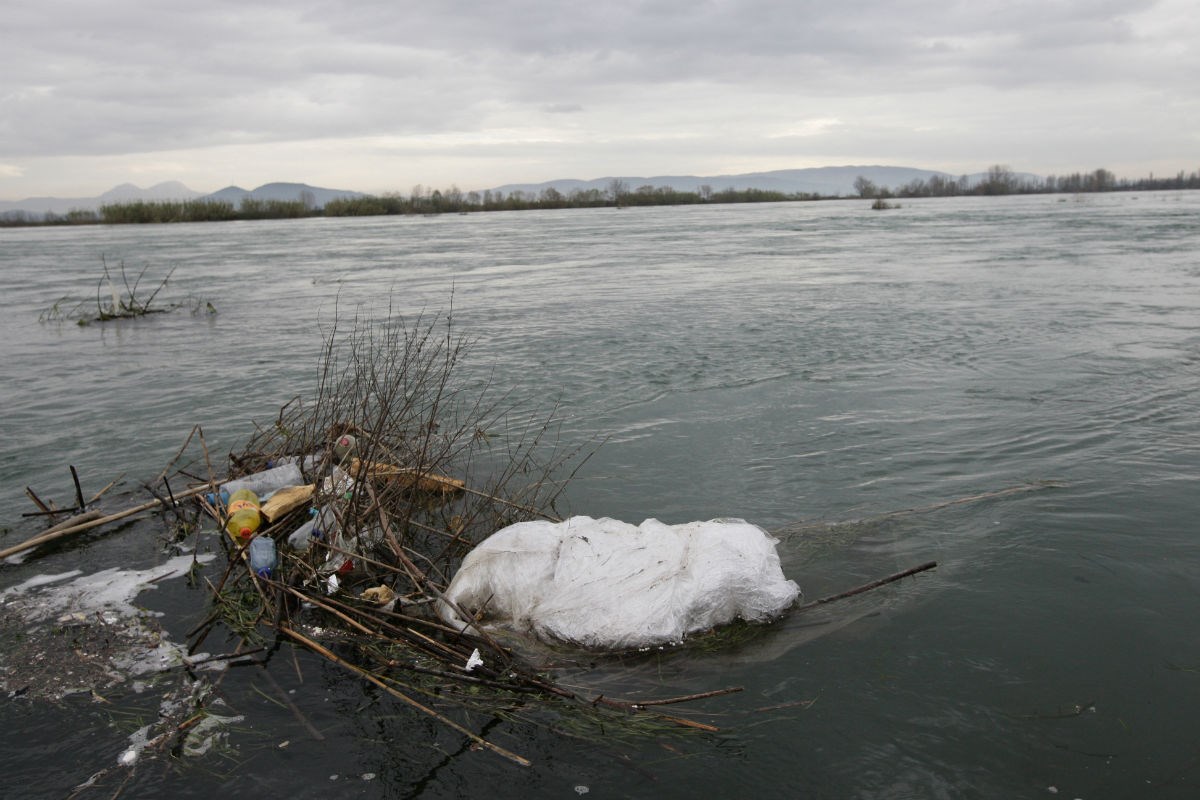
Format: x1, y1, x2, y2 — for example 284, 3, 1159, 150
437, 516, 800, 649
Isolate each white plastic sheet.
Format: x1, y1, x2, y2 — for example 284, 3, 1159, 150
438, 516, 800, 649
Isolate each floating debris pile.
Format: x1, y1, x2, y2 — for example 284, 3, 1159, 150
187, 311, 749, 765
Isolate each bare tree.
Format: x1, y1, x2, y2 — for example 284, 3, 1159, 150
982, 165, 1016, 195
853, 176, 877, 198
606, 178, 629, 204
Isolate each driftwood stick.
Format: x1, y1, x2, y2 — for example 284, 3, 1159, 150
516, 670, 722, 732
87, 473, 125, 504
21, 508, 75, 518
793, 561, 938, 614
0, 484, 209, 561
69, 465, 86, 511
279, 625, 532, 767
652, 714, 720, 733
624, 687, 743, 707
162, 475, 178, 510
588, 695, 723, 731
151, 424, 203, 487
24, 486, 54, 515
41, 510, 105, 536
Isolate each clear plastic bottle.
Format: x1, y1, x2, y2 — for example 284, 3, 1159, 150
287, 514, 318, 552
224, 488, 262, 540
321, 466, 355, 500
248, 535, 278, 579
266, 454, 321, 471
312, 505, 340, 540
320, 530, 355, 577
220, 463, 304, 497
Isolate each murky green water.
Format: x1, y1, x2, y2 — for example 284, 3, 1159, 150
2, 193, 1199, 798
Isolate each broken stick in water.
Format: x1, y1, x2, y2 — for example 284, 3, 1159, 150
793, 561, 939, 614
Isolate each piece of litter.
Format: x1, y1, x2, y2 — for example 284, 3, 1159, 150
360, 585, 395, 605
438, 516, 798, 649
575, 786, 590, 795
465, 648, 484, 672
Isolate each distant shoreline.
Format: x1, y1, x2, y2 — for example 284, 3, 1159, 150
3, 170, 1197, 228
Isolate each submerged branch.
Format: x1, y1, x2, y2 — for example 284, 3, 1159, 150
793, 561, 938, 614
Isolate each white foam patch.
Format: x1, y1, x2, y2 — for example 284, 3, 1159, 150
1, 554, 219, 700
2, 570, 84, 594
3, 554, 213, 624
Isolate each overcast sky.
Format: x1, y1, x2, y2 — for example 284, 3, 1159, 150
2, 0, 1197, 199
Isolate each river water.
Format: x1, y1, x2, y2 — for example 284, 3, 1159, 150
1, 193, 1198, 798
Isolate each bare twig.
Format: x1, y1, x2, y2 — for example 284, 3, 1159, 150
0, 485, 209, 561
793, 561, 938, 614
24, 486, 55, 516
69, 465, 86, 511
279, 625, 531, 767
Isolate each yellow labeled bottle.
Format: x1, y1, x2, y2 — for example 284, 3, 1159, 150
224, 488, 262, 541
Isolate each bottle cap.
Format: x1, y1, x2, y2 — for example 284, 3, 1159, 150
333, 434, 357, 461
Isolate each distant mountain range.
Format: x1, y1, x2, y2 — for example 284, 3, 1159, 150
199, 182, 365, 209
490, 165, 1041, 198
0, 166, 1043, 217
0, 181, 364, 217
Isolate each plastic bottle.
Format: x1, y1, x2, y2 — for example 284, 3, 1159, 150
266, 454, 321, 472
287, 515, 318, 552
332, 434, 357, 462
224, 488, 262, 540
322, 466, 355, 500
320, 530, 355, 577
312, 505, 340, 541
248, 535, 278, 579
220, 463, 305, 498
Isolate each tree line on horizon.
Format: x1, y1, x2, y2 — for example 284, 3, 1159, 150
852, 165, 1200, 199
3, 165, 1198, 227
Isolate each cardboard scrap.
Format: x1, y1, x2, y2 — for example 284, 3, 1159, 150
261, 484, 316, 522
348, 459, 465, 494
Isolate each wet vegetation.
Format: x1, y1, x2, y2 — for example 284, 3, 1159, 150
38, 257, 214, 325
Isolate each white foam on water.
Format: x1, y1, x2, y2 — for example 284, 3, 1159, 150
1, 554, 219, 701
2, 554, 212, 624
1, 569, 84, 594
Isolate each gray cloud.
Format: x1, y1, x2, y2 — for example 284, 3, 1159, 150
1, 0, 1196, 196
